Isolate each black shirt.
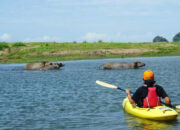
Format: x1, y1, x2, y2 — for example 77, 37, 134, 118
132, 85, 168, 107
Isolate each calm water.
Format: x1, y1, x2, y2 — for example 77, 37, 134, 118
0, 56, 180, 130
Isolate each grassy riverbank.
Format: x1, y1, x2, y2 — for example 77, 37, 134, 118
0, 41, 180, 63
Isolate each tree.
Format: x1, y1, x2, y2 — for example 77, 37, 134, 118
173, 32, 180, 42
153, 36, 168, 42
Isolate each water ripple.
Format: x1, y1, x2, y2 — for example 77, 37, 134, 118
0, 57, 180, 129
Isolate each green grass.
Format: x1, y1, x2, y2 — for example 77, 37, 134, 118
0, 41, 179, 63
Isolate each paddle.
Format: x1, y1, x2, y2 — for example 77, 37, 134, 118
96, 80, 180, 112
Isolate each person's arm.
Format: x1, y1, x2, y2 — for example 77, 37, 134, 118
164, 96, 171, 106
156, 85, 172, 106
126, 89, 135, 104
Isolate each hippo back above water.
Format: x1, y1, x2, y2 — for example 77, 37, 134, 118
24, 61, 64, 70
103, 61, 145, 70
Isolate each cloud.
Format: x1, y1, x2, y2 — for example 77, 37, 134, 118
82, 32, 107, 42
0, 33, 11, 41
24, 35, 61, 42
112, 32, 155, 42
81, 32, 155, 42
83, 32, 155, 42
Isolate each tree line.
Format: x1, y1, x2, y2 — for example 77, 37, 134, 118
153, 32, 180, 42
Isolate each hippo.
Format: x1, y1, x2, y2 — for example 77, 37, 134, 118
24, 61, 64, 70
103, 61, 145, 70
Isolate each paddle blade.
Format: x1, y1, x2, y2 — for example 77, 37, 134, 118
96, 80, 118, 89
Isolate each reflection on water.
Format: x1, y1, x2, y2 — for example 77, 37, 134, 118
124, 112, 177, 130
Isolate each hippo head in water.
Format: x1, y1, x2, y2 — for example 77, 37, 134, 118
55, 62, 64, 68
44, 62, 64, 69
134, 61, 146, 69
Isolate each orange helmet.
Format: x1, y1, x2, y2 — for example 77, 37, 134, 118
143, 70, 154, 80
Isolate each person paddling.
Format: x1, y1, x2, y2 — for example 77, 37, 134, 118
126, 70, 172, 108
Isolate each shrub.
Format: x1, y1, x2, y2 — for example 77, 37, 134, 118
153, 36, 168, 42
0, 42, 9, 50
173, 32, 180, 42
12, 42, 26, 47
73, 41, 77, 44
83, 40, 87, 43
98, 40, 103, 43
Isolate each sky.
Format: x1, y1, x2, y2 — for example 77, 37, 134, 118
0, 0, 180, 43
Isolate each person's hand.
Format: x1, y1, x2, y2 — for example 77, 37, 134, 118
126, 89, 134, 104
126, 89, 131, 94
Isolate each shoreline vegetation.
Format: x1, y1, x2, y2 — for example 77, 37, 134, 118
0, 41, 180, 64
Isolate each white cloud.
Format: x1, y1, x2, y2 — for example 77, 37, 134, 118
113, 32, 155, 42
82, 32, 107, 42
0, 33, 11, 41
42, 36, 51, 41
24, 35, 61, 42
81, 32, 155, 42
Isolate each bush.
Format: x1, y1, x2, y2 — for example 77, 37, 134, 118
73, 41, 77, 44
0, 42, 9, 50
98, 40, 103, 43
12, 42, 26, 47
153, 36, 168, 42
173, 32, 180, 42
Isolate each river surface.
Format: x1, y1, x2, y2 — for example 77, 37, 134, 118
0, 56, 180, 130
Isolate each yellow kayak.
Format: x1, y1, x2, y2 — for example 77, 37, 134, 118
122, 97, 178, 121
